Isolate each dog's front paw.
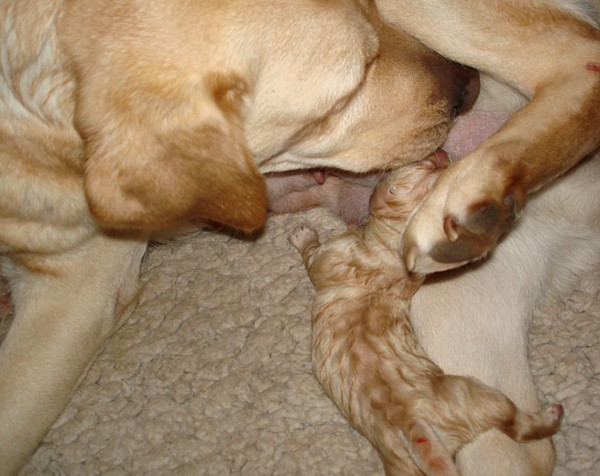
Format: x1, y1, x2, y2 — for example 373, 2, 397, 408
403, 157, 523, 274
288, 225, 318, 250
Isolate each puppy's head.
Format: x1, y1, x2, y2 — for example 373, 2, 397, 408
370, 151, 449, 221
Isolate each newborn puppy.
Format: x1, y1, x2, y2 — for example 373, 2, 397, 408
288, 155, 563, 476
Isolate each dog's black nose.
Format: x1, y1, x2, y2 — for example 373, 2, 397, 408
455, 67, 480, 116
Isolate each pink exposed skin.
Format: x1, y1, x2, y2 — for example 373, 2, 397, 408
266, 169, 383, 228
586, 61, 600, 72
266, 109, 508, 226
443, 110, 508, 160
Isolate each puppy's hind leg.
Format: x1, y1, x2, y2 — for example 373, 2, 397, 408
436, 375, 563, 448
0, 234, 146, 474
405, 418, 459, 476
468, 382, 563, 443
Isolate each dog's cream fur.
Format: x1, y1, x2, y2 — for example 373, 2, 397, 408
0, 0, 599, 474
0, 1, 478, 473
289, 158, 563, 475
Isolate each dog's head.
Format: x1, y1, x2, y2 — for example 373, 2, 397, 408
60, 0, 477, 233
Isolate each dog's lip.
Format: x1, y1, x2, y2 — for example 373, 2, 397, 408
432, 149, 451, 167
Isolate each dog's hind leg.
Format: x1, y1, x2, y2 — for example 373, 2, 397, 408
0, 234, 146, 475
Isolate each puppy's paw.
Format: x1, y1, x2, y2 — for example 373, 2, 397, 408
288, 225, 318, 250
403, 155, 523, 274
542, 404, 564, 434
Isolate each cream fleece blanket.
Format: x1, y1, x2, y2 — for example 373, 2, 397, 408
17, 208, 599, 476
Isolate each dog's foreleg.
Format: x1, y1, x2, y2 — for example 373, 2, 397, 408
0, 234, 146, 474
376, 0, 600, 272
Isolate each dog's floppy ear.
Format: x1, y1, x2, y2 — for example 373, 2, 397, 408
79, 73, 266, 233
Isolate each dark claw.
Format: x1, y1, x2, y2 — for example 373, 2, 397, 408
432, 192, 519, 265
463, 203, 500, 235
429, 235, 490, 264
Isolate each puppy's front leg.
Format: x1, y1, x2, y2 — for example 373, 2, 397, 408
0, 234, 146, 474
288, 225, 321, 271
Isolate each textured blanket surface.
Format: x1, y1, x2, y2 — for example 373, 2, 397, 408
17, 209, 600, 475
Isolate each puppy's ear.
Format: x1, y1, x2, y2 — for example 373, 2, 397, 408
80, 73, 266, 233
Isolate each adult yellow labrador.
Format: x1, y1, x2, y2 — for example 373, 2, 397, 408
0, 0, 475, 473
